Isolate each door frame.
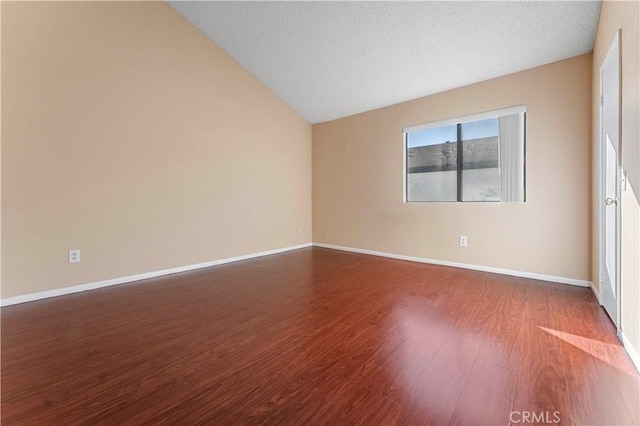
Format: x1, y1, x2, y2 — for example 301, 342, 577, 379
597, 30, 622, 331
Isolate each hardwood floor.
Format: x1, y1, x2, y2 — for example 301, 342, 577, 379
2, 247, 638, 425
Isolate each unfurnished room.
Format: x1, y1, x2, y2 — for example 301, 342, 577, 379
1, 1, 639, 424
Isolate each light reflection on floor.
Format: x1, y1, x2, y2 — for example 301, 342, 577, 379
392, 305, 459, 418
539, 326, 640, 377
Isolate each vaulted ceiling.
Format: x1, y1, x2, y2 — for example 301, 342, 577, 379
169, 1, 601, 124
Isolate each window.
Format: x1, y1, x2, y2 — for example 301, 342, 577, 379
403, 106, 526, 202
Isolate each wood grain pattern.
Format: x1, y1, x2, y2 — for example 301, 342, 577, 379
1, 247, 638, 425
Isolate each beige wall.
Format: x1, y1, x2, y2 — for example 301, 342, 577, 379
1, 2, 312, 298
592, 1, 640, 360
313, 54, 592, 282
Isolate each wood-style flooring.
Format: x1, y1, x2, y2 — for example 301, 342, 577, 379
2, 247, 639, 425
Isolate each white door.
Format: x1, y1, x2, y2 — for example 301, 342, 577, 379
600, 32, 620, 326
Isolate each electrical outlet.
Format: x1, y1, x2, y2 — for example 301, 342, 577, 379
69, 249, 80, 263
459, 236, 468, 247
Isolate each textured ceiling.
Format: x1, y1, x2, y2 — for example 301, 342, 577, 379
168, 1, 601, 124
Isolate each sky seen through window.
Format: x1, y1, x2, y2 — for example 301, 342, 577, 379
407, 117, 499, 148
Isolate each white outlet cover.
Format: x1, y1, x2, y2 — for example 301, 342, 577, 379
69, 249, 81, 263
459, 236, 468, 247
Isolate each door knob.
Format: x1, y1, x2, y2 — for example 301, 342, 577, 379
605, 197, 617, 206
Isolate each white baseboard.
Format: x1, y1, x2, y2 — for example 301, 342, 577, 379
620, 331, 640, 374
590, 282, 602, 304
0, 242, 596, 307
313, 242, 592, 288
0, 243, 312, 307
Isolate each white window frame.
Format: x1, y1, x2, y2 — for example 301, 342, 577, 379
402, 105, 526, 203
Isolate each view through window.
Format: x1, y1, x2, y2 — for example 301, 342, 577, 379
404, 106, 526, 202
